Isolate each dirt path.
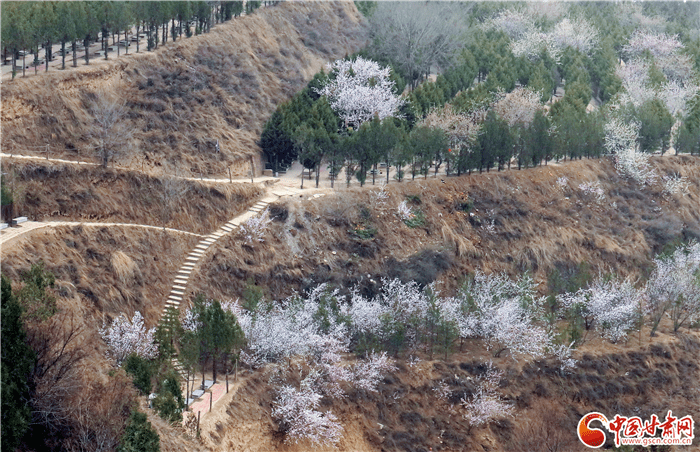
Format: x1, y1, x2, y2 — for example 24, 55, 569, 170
0, 153, 279, 185
0, 220, 202, 249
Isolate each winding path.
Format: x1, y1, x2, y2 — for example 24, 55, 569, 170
0, 153, 279, 185
0, 220, 202, 248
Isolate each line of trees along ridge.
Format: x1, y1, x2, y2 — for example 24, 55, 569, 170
1, 1, 268, 78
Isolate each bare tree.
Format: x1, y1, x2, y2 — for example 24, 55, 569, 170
26, 311, 87, 445
86, 87, 133, 167
368, 3, 467, 89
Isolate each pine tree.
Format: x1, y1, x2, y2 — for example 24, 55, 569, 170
1, 275, 36, 452
117, 410, 160, 452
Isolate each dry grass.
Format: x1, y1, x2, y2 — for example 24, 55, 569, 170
190, 156, 700, 303
2, 159, 265, 234
198, 329, 700, 452
1, 2, 368, 177
110, 250, 139, 286
1, 225, 198, 325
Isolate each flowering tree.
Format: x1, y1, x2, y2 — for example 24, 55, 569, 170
616, 60, 655, 108
272, 381, 343, 446
511, 31, 553, 61
645, 242, 700, 335
420, 104, 484, 175
549, 17, 598, 55
603, 117, 657, 185
662, 174, 690, 196
461, 362, 513, 426
623, 30, 684, 60
558, 278, 642, 343
484, 9, 537, 41
239, 209, 272, 244
397, 200, 414, 223
352, 352, 396, 392
100, 311, 157, 364
578, 181, 606, 203
455, 272, 550, 359
492, 87, 543, 128
317, 57, 404, 129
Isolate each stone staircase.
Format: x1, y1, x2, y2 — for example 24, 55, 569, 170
158, 186, 311, 379
161, 198, 275, 319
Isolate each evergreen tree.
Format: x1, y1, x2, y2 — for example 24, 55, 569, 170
195, 298, 245, 384
1, 275, 36, 452
123, 353, 155, 395
117, 410, 160, 452
478, 110, 513, 172
637, 98, 675, 154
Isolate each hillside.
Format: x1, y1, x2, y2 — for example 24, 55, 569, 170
3, 1, 700, 450
191, 156, 700, 302
1, 2, 368, 177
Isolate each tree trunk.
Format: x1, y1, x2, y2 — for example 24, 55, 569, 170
11, 49, 16, 79
45, 41, 50, 72
372, 163, 376, 185
315, 163, 321, 188
22, 52, 26, 77
117, 31, 120, 57
136, 24, 140, 53
386, 161, 391, 184
61, 41, 66, 70
212, 356, 217, 383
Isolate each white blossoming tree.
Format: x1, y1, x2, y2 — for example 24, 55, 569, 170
272, 381, 344, 446
317, 57, 404, 129
461, 362, 513, 427
455, 272, 550, 359
558, 278, 642, 343
604, 117, 657, 185
645, 242, 700, 336
549, 17, 598, 55
100, 311, 157, 364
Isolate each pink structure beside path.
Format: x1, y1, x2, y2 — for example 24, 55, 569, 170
186, 382, 227, 420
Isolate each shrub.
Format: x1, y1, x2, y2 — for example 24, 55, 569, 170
152, 367, 184, 424
350, 224, 377, 240
117, 410, 160, 452
122, 353, 154, 395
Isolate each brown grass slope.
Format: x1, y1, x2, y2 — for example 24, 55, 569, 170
1, 2, 368, 177
2, 158, 265, 234
1, 225, 198, 325
1, 226, 204, 451
191, 156, 700, 302
207, 331, 700, 452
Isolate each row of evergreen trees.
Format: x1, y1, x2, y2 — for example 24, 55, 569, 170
261, 15, 700, 187
1, 1, 263, 78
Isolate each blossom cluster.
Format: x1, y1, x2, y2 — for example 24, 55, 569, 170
420, 104, 484, 152
397, 200, 415, 222
100, 311, 157, 364
491, 87, 543, 128
645, 242, 700, 332
662, 174, 690, 196
461, 362, 514, 426
558, 278, 642, 343
578, 181, 606, 202
239, 208, 272, 244
272, 381, 344, 446
486, 10, 598, 61
318, 57, 404, 129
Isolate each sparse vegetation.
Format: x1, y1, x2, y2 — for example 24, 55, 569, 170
3, 1, 700, 451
